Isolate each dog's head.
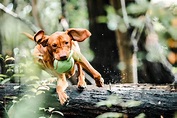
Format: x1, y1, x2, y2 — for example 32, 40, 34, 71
34, 28, 91, 61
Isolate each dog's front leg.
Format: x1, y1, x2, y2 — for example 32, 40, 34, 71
76, 63, 87, 89
73, 52, 104, 87
56, 74, 69, 105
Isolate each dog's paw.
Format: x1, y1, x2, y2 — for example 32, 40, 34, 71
78, 85, 86, 90
77, 84, 87, 90
77, 81, 87, 91
58, 91, 69, 105
95, 77, 104, 87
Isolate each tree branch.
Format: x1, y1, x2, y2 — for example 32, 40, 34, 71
0, 3, 39, 32
32, 0, 44, 30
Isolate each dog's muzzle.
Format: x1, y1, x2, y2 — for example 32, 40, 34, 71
53, 50, 74, 74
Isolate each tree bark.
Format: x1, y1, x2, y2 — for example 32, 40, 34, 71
0, 83, 177, 118
111, 0, 135, 83
116, 30, 134, 83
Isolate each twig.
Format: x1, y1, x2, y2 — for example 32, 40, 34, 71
32, 0, 44, 30
130, 18, 145, 84
120, 0, 129, 28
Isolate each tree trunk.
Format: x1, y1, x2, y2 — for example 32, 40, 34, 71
116, 30, 134, 83
1, 83, 177, 118
0, 8, 5, 75
112, 0, 137, 83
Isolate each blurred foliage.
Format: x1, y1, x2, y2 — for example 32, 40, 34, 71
65, 0, 88, 28
96, 0, 177, 117
0, 0, 91, 117
104, 0, 177, 38
0, 0, 91, 82
2, 49, 62, 117
1, 0, 177, 117
96, 95, 143, 118
96, 95, 142, 108
0, 55, 16, 84
0, 0, 93, 60
0, 40, 59, 117
97, 112, 123, 118
103, 0, 177, 71
7, 83, 63, 118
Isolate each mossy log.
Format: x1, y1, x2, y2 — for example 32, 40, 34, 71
0, 83, 177, 118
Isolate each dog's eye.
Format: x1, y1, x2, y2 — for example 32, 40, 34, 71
52, 44, 57, 47
65, 42, 69, 45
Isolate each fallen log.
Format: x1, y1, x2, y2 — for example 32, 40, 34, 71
0, 83, 177, 118
61, 84, 177, 118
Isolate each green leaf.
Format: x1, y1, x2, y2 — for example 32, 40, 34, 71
96, 16, 107, 23
30, 88, 37, 93
0, 74, 7, 78
0, 77, 4, 81
13, 48, 19, 56
36, 90, 45, 95
25, 76, 40, 82
128, 17, 145, 28
12, 73, 25, 77
13, 86, 20, 90
39, 107, 46, 111
118, 21, 127, 33
1, 78, 11, 84
97, 95, 123, 107
168, 26, 177, 39
120, 100, 142, 108
153, 20, 166, 33
38, 85, 50, 91
5, 57, 15, 63
28, 83, 39, 88
96, 112, 123, 118
127, 0, 149, 15
48, 107, 55, 112
135, 113, 146, 118
0, 54, 4, 60
52, 111, 64, 116
22, 94, 35, 99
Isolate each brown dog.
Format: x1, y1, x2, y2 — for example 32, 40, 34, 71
23, 28, 104, 105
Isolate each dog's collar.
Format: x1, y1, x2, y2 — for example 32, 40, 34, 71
53, 50, 74, 74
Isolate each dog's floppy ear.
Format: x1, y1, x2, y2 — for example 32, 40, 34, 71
34, 30, 48, 47
67, 28, 91, 42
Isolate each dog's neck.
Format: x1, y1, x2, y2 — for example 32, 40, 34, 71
37, 45, 54, 67
47, 48, 54, 61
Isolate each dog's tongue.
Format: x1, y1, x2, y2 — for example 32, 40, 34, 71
53, 50, 74, 74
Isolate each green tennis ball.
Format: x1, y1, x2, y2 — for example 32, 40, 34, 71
53, 57, 74, 74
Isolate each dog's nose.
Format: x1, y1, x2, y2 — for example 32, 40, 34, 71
60, 55, 67, 60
